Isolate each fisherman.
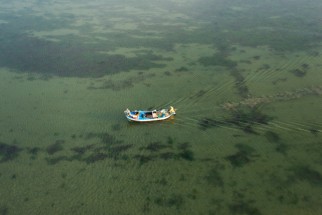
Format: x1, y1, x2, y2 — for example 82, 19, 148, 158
152, 111, 158, 118
132, 111, 139, 119
169, 106, 175, 114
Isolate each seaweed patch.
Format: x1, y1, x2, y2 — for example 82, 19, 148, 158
46, 140, 64, 155
0, 205, 8, 215
198, 53, 237, 69
228, 201, 262, 215
142, 141, 171, 152
264, 131, 280, 143
0, 141, 22, 163
289, 165, 322, 186
205, 168, 224, 187
87, 73, 156, 91
226, 143, 257, 168
154, 194, 184, 209
84, 132, 122, 145
134, 138, 194, 164
289, 69, 306, 77
44, 132, 128, 164
199, 107, 272, 133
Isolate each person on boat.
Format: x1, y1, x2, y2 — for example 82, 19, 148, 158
169, 106, 175, 114
132, 111, 139, 119
124, 108, 130, 115
152, 111, 158, 118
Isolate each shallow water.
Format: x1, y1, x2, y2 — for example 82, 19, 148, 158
1, 0, 322, 214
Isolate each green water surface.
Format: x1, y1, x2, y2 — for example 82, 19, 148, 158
0, 0, 322, 214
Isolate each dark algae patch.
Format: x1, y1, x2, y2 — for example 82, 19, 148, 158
46, 140, 64, 155
198, 53, 237, 69
45, 133, 130, 164
154, 194, 184, 210
27, 147, 41, 160
289, 165, 322, 186
143, 141, 170, 152
0, 205, 8, 215
264, 131, 289, 154
264, 131, 280, 143
228, 201, 262, 215
135, 139, 195, 164
0, 31, 167, 78
226, 143, 257, 168
198, 118, 227, 130
205, 166, 224, 187
0, 141, 22, 162
84, 153, 109, 164
289, 69, 307, 77
199, 107, 272, 133
229, 107, 272, 126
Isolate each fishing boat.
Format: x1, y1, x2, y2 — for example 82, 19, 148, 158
124, 106, 176, 122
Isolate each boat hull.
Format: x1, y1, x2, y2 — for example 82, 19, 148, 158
124, 108, 176, 122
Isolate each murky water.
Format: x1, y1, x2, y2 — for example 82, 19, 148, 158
1, 0, 322, 214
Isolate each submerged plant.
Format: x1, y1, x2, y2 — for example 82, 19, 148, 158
290, 165, 322, 186
226, 143, 256, 168
144, 142, 169, 152
84, 153, 109, 164
46, 140, 64, 155
0, 142, 22, 162
230, 107, 272, 125
205, 168, 224, 187
198, 118, 226, 130
199, 53, 237, 69
133, 154, 155, 165
229, 201, 262, 215
264, 131, 280, 143
179, 150, 194, 161
289, 69, 306, 77
154, 194, 184, 209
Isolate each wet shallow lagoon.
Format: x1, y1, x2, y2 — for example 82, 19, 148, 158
1, 0, 322, 214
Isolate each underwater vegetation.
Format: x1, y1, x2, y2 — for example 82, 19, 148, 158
289, 69, 307, 77
46, 140, 64, 155
45, 132, 130, 165
143, 141, 171, 152
198, 53, 237, 69
228, 201, 262, 215
0, 27, 168, 78
289, 165, 322, 186
264, 131, 280, 143
264, 131, 289, 154
225, 143, 257, 168
83, 153, 109, 164
0, 205, 8, 215
205, 167, 224, 187
27, 147, 41, 160
85, 132, 123, 145
175, 66, 189, 72
134, 139, 195, 165
0, 141, 22, 163
229, 107, 273, 126
154, 194, 184, 210
199, 106, 273, 134
230, 69, 249, 98
0, 0, 321, 81
198, 118, 227, 130
87, 73, 155, 91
